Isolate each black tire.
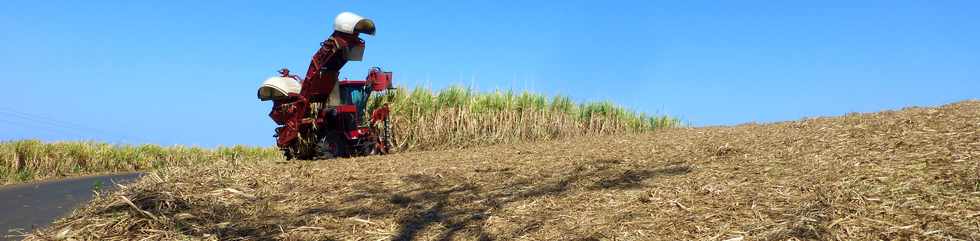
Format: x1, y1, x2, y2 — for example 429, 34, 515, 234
332, 132, 350, 158
316, 132, 349, 159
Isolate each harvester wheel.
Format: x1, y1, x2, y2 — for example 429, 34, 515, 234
316, 132, 349, 159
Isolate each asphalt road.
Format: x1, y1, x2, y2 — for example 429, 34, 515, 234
0, 173, 143, 240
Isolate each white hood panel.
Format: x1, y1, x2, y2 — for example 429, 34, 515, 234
257, 76, 301, 101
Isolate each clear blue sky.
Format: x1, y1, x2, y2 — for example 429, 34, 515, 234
1, 1, 977, 147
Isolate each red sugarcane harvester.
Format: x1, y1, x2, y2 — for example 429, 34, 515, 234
257, 12, 394, 160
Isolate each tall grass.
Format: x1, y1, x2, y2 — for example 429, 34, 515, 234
1, 85, 677, 184
373, 85, 680, 151
0, 140, 282, 185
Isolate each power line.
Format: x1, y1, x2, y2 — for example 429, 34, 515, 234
0, 107, 151, 143
0, 110, 95, 135
0, 117, 81, 139
0, 111, 93, 137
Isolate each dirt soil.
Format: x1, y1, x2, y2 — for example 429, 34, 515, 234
28, 100, 980, 241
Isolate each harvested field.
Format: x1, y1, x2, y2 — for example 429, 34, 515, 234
28, 100, 980, 240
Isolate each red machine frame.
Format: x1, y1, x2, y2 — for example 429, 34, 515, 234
265, 26, 393, 160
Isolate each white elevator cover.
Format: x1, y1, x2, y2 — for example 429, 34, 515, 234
257, 76, 301, 101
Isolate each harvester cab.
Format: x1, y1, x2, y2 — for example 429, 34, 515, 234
339, 68, 392, 121
257, 12, 394, 160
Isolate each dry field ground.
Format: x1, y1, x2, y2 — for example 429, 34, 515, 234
29, 101, 980, 240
